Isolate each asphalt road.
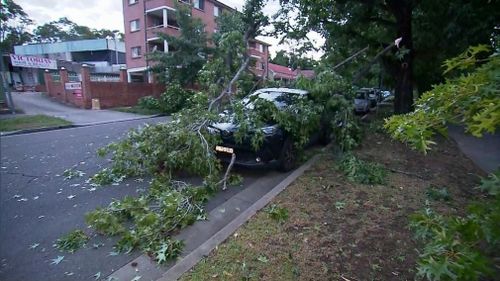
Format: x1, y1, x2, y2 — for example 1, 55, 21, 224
5, 92, 149, 125
0, 117, 286, 281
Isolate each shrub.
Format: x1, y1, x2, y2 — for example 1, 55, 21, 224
138, 96, 160, 110
157, 83, 194, 114
265, 204, 289, 222
337, 153, 387, 184
410, 171, 500, 281
426, 185, 451, 201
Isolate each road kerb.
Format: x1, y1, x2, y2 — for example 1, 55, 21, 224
158, 154, 320, 281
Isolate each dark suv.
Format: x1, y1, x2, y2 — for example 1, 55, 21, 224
209, 88, 329, 171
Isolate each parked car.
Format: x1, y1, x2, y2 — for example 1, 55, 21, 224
208, 88, 330, 172
354, 88, 382, 113
354, 90, 370, 113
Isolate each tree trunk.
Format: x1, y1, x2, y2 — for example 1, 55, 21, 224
387, 0, 414, 114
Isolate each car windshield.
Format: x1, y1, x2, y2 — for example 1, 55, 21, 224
243, 91, 302, 109
355, 91, 367, 99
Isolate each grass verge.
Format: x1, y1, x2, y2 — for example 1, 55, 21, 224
0, 114, 72, 132
112, 106, 162, 115
180, 121, 484, 281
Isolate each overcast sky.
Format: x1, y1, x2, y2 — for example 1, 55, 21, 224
15, 0, 323, 59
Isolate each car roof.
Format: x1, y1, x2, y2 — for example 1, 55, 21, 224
255, 88, 309, 96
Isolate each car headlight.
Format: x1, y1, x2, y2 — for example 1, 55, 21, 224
261, 125, 278, 135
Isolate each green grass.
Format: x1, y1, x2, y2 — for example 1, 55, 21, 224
112, 106, 162, 115
180, 210, 293, 281
0, 114, 72, 132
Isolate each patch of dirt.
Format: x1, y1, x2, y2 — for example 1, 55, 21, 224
270, 130, 484, 280
182, 124, 485, 281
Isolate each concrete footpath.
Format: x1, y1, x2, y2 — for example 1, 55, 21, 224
3, 92, 152, 125
448, 125, 500, 173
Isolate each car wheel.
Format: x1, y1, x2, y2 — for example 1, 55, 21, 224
278, 138, 296, 172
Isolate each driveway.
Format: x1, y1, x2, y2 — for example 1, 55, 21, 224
0, 117, 291, 281
7, 92, 151, 125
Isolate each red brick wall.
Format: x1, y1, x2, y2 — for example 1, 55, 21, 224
44, 68, 165, 109
87, 82, 165, 109
44, 81, 86, 108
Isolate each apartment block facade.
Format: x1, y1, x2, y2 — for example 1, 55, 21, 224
122, 0, 270, 82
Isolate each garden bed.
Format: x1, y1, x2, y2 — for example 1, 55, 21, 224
180, 123, 484, 280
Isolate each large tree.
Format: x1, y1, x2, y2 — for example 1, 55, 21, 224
32, 17, 122, 43
0, 0, 33, 52
275, 0, 498, 114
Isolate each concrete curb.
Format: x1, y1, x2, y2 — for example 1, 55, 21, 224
158, 154, 320, 281
0, 114, 166, 137
0, 124, 76, 136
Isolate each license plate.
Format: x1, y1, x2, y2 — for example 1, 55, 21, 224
215, 145, 234, 154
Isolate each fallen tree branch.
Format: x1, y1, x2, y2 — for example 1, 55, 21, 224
388, 168, 427, 180
217, 153, 236, 190
208, 57, 251, 112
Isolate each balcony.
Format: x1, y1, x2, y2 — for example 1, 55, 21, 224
147, 38, 168, 53
145, 7, 180, 40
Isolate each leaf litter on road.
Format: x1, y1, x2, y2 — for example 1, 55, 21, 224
50, 256, 64, 265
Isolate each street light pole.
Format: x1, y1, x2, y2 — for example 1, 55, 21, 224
114, 37, 119, 66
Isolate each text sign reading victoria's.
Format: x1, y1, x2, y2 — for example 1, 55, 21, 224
10, 54, 57, 70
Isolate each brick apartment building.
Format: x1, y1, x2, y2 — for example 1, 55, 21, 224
122, 0, 270, 82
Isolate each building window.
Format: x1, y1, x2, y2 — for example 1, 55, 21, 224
130, 19, 140, 32
167, 9, 179, 28
214, 6, 220, 17
193, 0, 204, 10
129, 0, 138, 4
129, 72, 146, 83
131, 46, 142, 58
259, 44, 264, 53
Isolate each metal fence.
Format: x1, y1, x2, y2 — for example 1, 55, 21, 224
68, 72, 81, 82
90, 73, 120, 82
51, 73, 61, 82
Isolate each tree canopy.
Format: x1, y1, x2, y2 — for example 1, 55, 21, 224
270, 50, 317, 70
32, 17, 122, 43
385, 45, 500, 153
274, 0, 499, 113
0, 0, 33, 52
1, 0, 123, 52
148, 4, 212, 87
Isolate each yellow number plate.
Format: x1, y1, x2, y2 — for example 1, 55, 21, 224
215, 146, 234, 154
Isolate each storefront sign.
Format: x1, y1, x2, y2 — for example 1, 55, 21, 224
10, 54, 57, 70
65, 82, 82, 90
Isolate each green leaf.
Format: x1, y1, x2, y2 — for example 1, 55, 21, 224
257, 255, 269, 263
